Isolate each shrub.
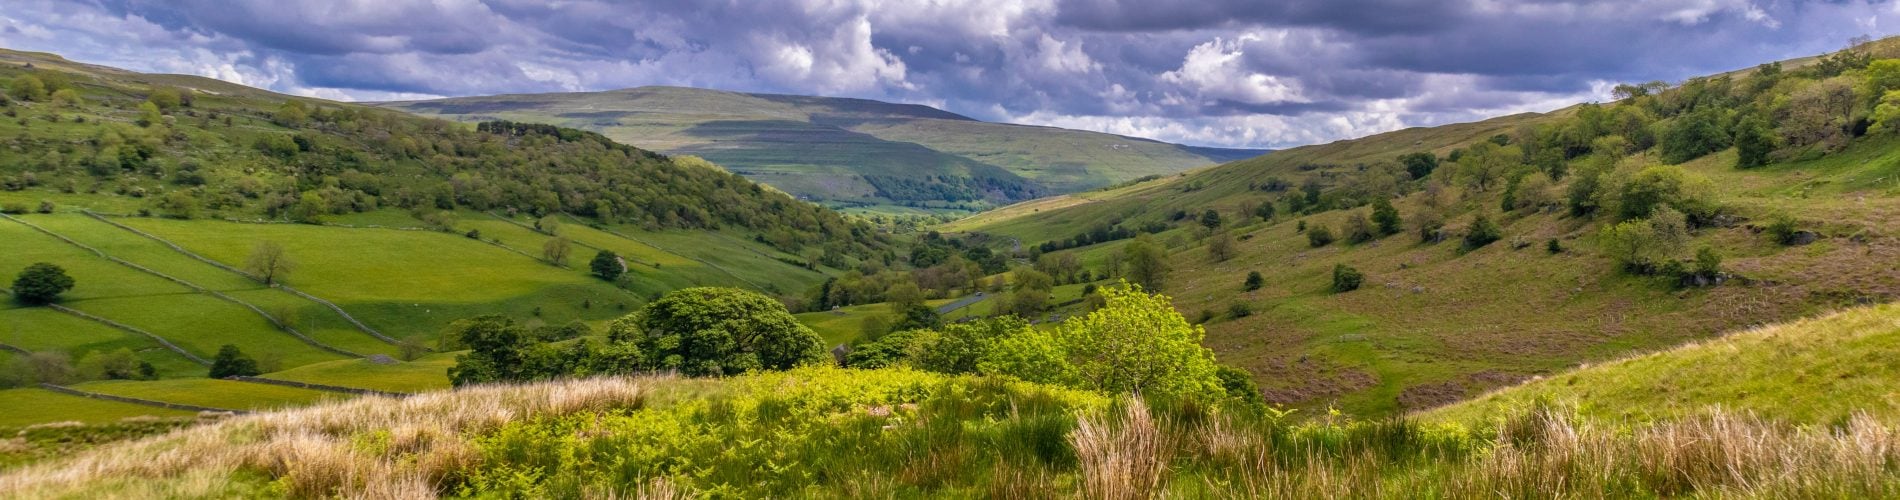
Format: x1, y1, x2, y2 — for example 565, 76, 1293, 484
1765, 216, 1802, 245
1599, 207, 1690, 274
11, 262, 75, 305
1608, 164, 1719, 223
1463, 213, 1502, 250
1227, 301, 1253, 318
1546, 238, 1563, 254
1331, 264, 1363, 293
1243, 271, 1263, 291
980, 283, 1225, 402
1307, 224, 1335, 247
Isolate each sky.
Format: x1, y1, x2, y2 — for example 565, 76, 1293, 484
0, 1, 1892, 149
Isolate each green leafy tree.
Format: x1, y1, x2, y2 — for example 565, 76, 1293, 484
1121, 234, 1169, 291
1658, 110, 1729, 164
136, 101, 163, 128
7, 76, 46, 101
447, 315, 528, 386
208, 345, 262, 379
1306, 224, 1335, 247
1609, 165, 1719, 222
1331, 264, 1364, 293
542, 236, 572, 266
1463, 213, 1502, 250
589, 250, 624, 281
1599, 207, 1691, 274
1205, 230, 1235, 262
913, 316, 1027, 374
11, 263, 74, 305
1733, 115, 1776, 169
1398, 152, 1439, 180
1199, 209, 1223, 229
1371, 198, 1402, 235
982, 283, 1225, 401
608, 287, 825, 376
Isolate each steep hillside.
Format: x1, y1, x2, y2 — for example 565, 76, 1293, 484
0, 49, 872, 421
380, 86, 1265, 213
1427, 303, 1900, 425
946, 38, 1900, 416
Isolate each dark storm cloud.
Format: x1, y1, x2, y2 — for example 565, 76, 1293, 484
2, 0, 1890, 148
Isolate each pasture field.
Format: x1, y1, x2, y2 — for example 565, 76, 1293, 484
265, 354, 458, 394
73, 379, 341, 412
0, 389, 196, 428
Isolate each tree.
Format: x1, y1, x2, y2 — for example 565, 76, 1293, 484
1609, 165, 1718, 223
1306, 224, 1334, 247
1398, 152, 1439, 180
1599, 206, 1690, 274
886, 281, 925, 314
535, 215, 563, 235
244, 241, 295, 285
78, 348, 154, 381
914, 317, 1026, 374
1206, 231, 1235, 262
542, 236, 572, 266
11, 263, 75, 305
1463, 213, 1502, 250
590, 250, 624, 281
209, 345, 262, 378
136, 101, 163, 128
1733, 115, 1776, 169
1344, 212, 1376, 244
1242, 271, 1263, 291
608, 287, 825, 376
1121, 234, 1169, 291
7, 76, 46, 101
1658, 109, 1728, 164
1331, 264, 1364, 293
446, 316, 527, 386
147, 87, 184, 110
1371, 198, 1402, 235
982, 283, 1224, 401
1199, 209, 1223, 229
1005, 268, 1054, 318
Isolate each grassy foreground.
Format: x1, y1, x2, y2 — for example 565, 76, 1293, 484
3, 366, 1897, 498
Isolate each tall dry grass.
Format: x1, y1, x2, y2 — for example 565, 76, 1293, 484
0, 376, 663, 499
1071, 399, 1175, 500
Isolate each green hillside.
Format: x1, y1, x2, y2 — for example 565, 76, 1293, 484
379, 86, 1265, 213
0, 49, 877, 423
946, 38, 1900, 416
1427, 302, 1900, 425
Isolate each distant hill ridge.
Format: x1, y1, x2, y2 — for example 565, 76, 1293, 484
381, 85, 1268, 213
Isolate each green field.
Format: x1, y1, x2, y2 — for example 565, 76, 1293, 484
73, 379, 341, 412
265, 353, 457, 394
0, 389, 196, 428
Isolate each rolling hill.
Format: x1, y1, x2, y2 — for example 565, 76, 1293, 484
0, 48, 878, 424
945, 37, 1900, 416
379, 86, 1266, 214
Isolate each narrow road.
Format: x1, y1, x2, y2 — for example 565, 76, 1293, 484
935, 293, 989, 314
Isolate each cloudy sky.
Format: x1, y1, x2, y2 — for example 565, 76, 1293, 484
0, 1, 1890, 149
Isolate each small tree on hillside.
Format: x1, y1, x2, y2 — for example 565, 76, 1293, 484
1463, 213, 1502, 250
209, 345, 262, 378
244, 241, 295, 285
590, 249, 624, 281
608, 287, 826, 377
1307, 224, 1335, 247
1206, 231, 1235, 262
1121, 234, 1170, 291
1200, 209, 1223, 229
1331, 264, 1364, 293
11, 262, 74, 305
1371, 198, 1402, 235
543, 236, 572, 266
1243, 271, 1263, 291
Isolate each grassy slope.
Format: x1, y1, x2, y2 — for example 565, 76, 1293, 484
264, 353, 457, 394
950, 104, 1900, 416
1427, 303, 1900, 426
0, 388, 196, 428
380, 86, 1264, 207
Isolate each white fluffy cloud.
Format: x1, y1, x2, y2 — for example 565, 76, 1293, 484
1, 0, 1890, 149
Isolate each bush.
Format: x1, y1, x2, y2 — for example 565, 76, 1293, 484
1227, 301, 1253, 318
1599, 207, 1690, 274
1546, 239, 1563, 254
1463, 213, 1502, 250
11, 262, 75, 305
1307, 224, 1335, 247
1609, 165, 1719, 223
1765, 216, 1803, 245
1243, 271, 1263, 291
1331, 264, 1363, 293
1371, 198, 1402, 235
980, 283, 1226, 402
